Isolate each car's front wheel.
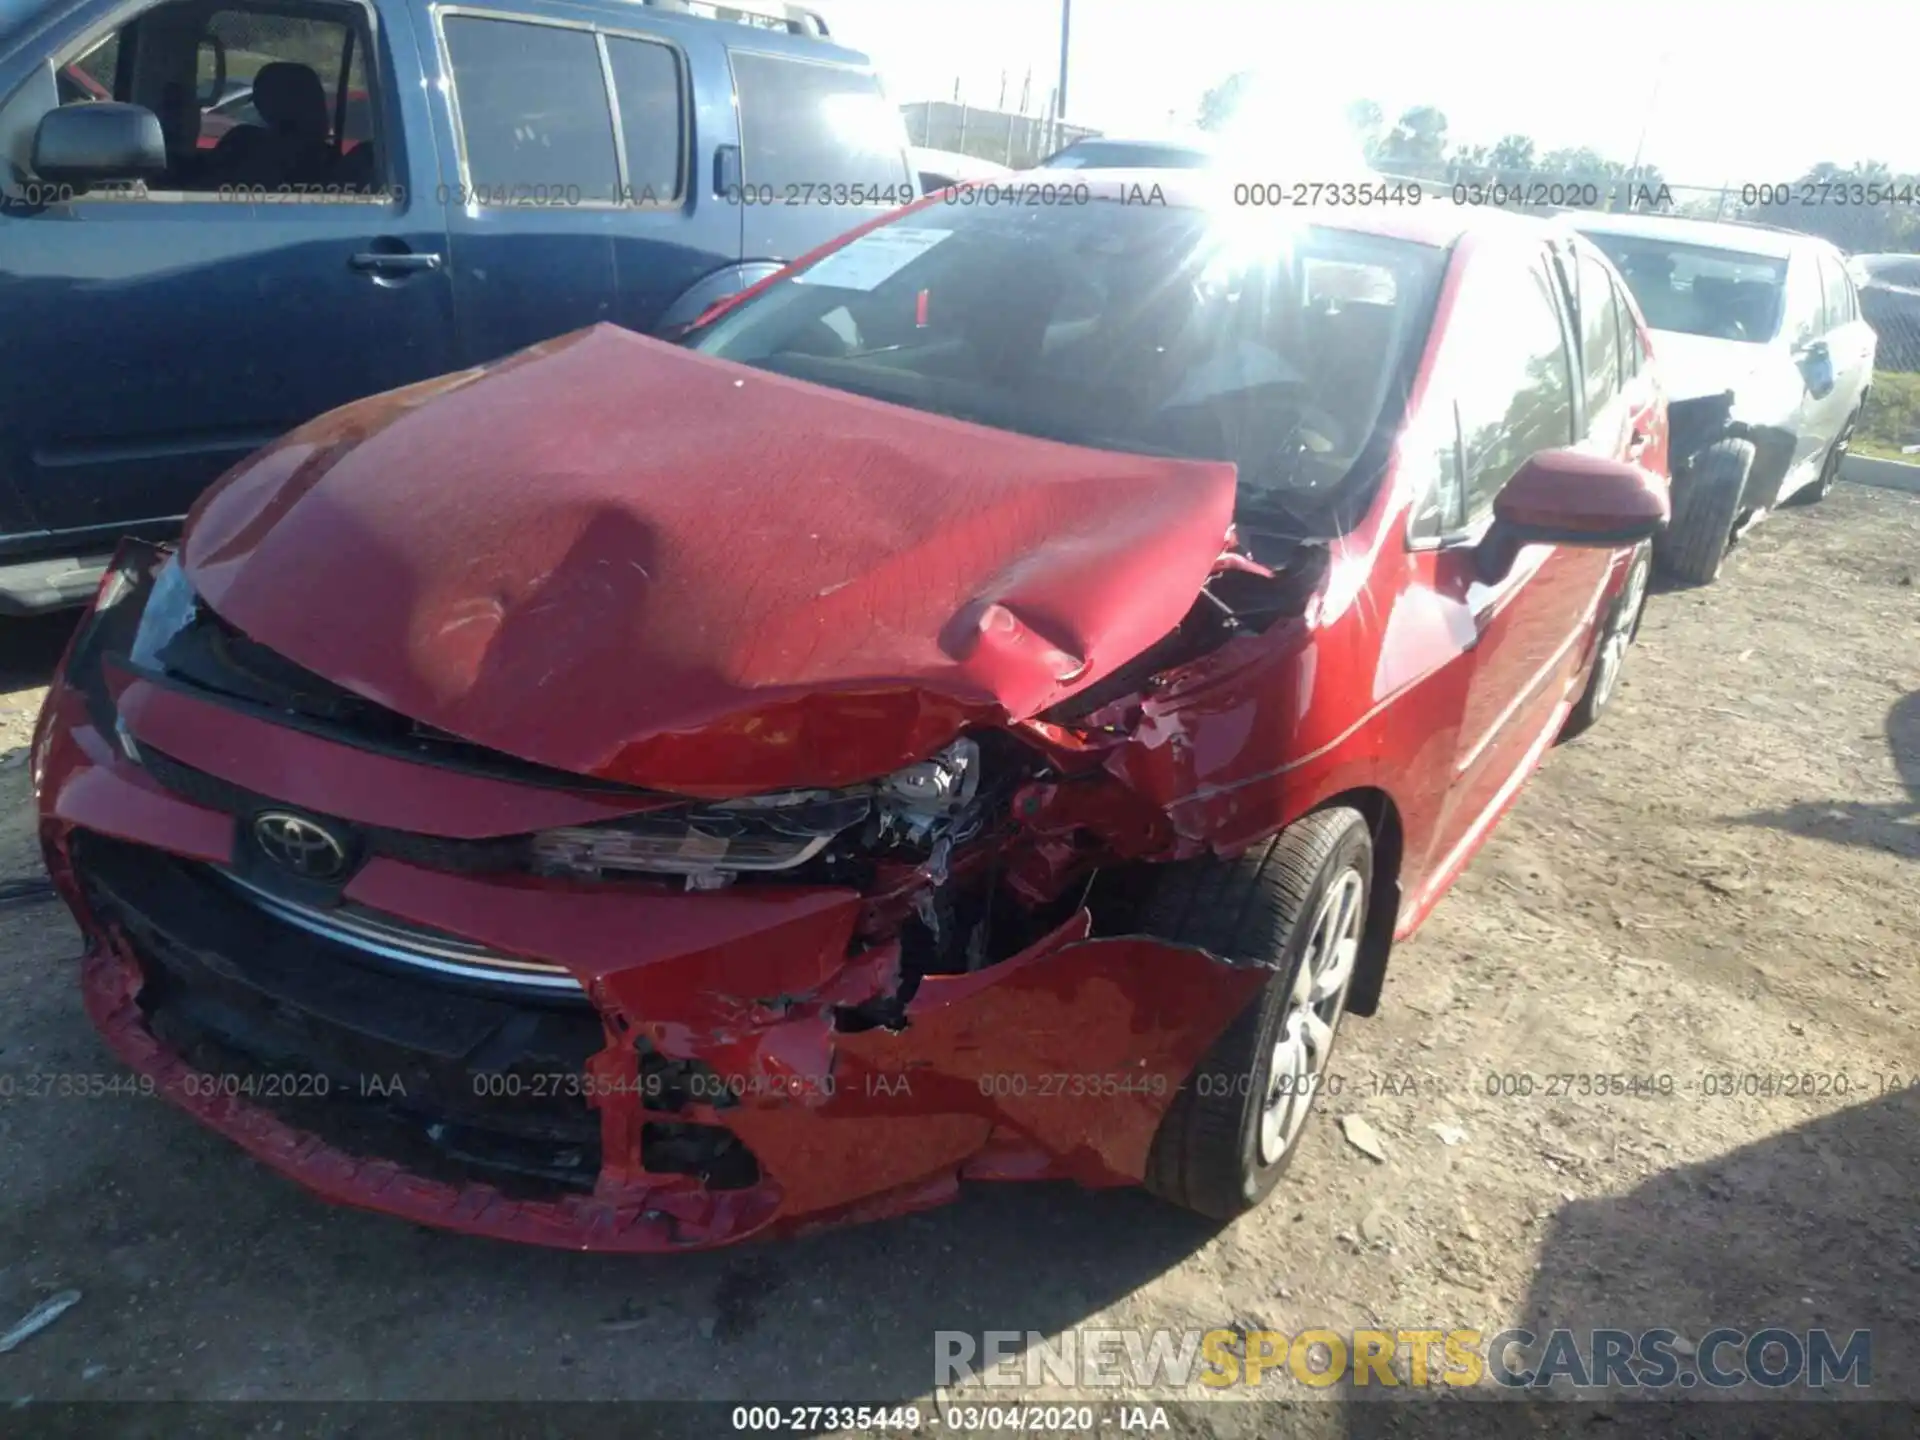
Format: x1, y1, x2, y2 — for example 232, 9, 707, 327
1658, 437, 1753, 586
1140, 807, 1373, 1221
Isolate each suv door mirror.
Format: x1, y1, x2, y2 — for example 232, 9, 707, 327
31, 102, 167, 187
1477, 447, 1669, 582
1797, 339, 1836, 399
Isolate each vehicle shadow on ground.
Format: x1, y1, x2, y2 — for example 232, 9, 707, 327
1729, 688, 1920, 860
1336, 1084, 1920, 1439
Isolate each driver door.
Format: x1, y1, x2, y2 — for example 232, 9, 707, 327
0, 0, 456, 538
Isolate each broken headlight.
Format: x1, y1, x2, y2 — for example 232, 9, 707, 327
128, 552, 200, 673
529, 738, 983, 888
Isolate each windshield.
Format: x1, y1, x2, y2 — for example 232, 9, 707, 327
1043, 141, 1213, 170
1582, 233, 1787, 343
690, 199, 1446, 536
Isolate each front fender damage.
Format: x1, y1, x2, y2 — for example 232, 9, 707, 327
566, 910, 1272, 1243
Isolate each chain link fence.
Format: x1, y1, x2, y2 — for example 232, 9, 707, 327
901, 100, 1098, 169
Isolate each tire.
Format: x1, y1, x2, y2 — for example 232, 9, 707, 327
1657, 437, 1753, 586
1141, 807, 1373, 1221
1794, 407, 1857, 506
1561, 542, 1651, 741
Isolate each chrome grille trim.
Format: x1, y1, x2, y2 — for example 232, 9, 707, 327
216, 870, 584, 994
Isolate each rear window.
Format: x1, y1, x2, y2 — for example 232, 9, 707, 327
732, 52, 910, 197
1581, 232, 1787, 344
690, 201, 1447, 536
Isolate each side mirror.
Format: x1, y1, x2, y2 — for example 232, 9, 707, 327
1798, 339, 1836, 400
1478, 448, 1669, 583
31, 102, 167, 187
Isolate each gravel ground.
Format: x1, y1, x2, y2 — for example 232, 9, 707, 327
0, 482, 1915, 1435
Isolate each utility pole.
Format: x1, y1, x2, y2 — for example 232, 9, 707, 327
1056, 0, 1071, 119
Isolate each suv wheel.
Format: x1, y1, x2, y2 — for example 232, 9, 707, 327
1657, 437, 1753, 586
1562, 541, 1651, 740
1140, 807, 1373, 1221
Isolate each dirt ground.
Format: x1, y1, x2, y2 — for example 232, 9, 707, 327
0, 481, 1916, 1434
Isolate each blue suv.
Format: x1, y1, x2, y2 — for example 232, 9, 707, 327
0, 0, 916, 613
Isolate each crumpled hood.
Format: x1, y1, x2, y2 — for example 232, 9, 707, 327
1647, 329, 1775, 405
183, 325, 1237, 795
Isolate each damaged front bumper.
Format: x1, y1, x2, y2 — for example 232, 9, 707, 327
33, 547, 1269, 1251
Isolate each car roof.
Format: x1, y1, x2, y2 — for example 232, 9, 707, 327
1566, 209, 1823, 259
1054, 168, 1572, 249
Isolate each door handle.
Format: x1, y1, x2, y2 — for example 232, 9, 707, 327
1627, 426, 1650, 456
350, 251, 443, 274
713, 144, 742, 198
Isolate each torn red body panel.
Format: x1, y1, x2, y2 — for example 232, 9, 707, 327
182, 325, 1237, 796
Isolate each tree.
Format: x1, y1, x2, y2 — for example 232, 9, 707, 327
1488, 134, 1536, 172
1376, 105, 1448, 177
1345, 98, 1385, 163
1197, 71, 1254, 133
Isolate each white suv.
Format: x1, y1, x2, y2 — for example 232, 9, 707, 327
1575, 213, 1876, 584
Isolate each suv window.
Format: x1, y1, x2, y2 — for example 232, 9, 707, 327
1453, 252, 1577, 524
49, 1, 384, 195
1817, 252, 1855, 329
604, 35, 686, 202
444, 17, 618, 203
1576, 249, 1622, 415
732, 52, 910, 198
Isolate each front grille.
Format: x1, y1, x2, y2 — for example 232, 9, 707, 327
74, 832, 768, 1196
215, 868, 581, 992
76, 831, 607, 1195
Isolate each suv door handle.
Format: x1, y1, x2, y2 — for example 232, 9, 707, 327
713, 144, 741, 197
350, 251, 443, 274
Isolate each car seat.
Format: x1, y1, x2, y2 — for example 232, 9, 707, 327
207, 62, 335, 189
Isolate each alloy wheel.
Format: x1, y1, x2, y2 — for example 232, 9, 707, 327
1258, 867, 1365, 1165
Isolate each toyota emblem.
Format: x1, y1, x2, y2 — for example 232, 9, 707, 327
252, 811, 350, 880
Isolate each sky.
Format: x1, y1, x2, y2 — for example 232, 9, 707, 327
827, 0, 1920, 184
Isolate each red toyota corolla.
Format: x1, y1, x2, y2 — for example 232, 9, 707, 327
33, 177, 1669, 1250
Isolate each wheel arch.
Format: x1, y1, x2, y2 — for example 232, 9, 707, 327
1321, 786, 1403, 1018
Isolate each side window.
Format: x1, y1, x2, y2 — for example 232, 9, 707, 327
1576, 249, 1623, 415
44, 3, 384, 195
1610, 274, 1643, 380
443, 17, 618, 203
1817, 253, 1854, 327
1452, 255, 1577, 524
732, 52, 911, 197
604, 36, 686, 203
56, 35, 118, 104
1407, 402, 1467, 540
1782, 255, 1825, 348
